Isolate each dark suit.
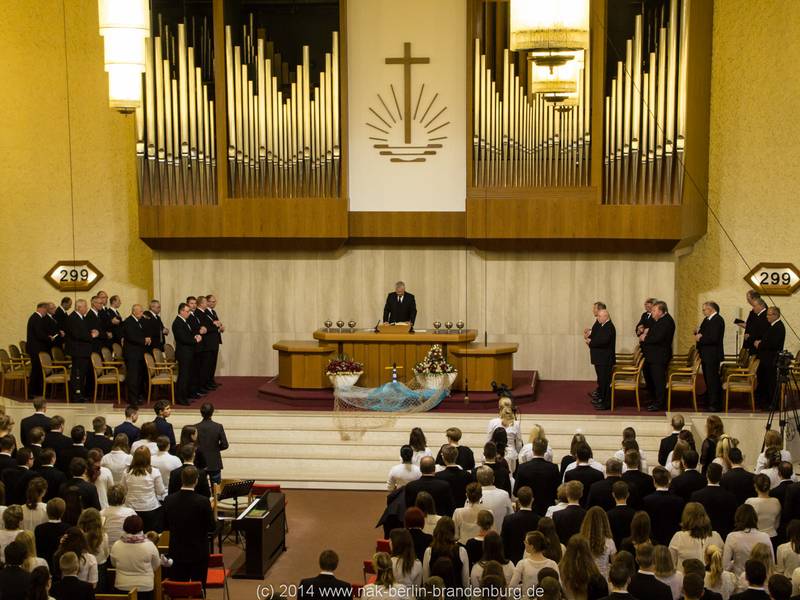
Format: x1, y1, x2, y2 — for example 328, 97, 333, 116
669, 469, 706, 503
622, 469, 655, 510
589, 320, 616, 404
501, 508, 541, 563
86, 432, 112, 454
0, 565, 31, 600
721, 467, 756, 506
169, 463, 212, 498
0, 453, 15, 474
643, 490, 685, 545
26, 312, 51, 397
66, 312, 94, 399
205, 307, 223, 385
485, 462, 512, 496
20, 412, 51, 446
745, 309, 769, 355
35, 520, 70, 571
382, 292, 417, 324
658, 432, 680, 466
641, 313, 675, 408
163, 489, 216, 584
607, 505, 636, 548
404, 475, 454, 517
691, 484, 738, 538
553, 504, 586, 545
187, 311, 206, 394
106, 307, 124, 343
143, 310, 167, 351
628, 572, 672, 600
636, 311, 653, 335
435, 445, 475, 471
514, 457, 561, 516
85, 308, 107, 355
194, 418, 228, 479
153, 416, 176, 453
54, 306, 70, 338
298, 573, 353, 600
697, 313, 725, 409
43, 430, 72, 457
123, 315, 149, 402
113, 421, 141, 445
51, 574, 96, 600
172, 315, 197, 404
782, 483, 800, 535
57, 444, 89, 474
59, 477, 101, 510
730, 589, 770, 600
598, 593, 638, 600
435, 466, 473, 510
564, 465, 604, 506
2, 465, 37, 505
198, 309, 221, 388
409, 527, 433, 562
757, 320, 786, 407
587, 476, 623, 511
37, 464, 67, 502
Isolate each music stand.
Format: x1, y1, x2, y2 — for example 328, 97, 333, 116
218, 479, 255, 547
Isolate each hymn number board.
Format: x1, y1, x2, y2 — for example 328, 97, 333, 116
744, 263, 800, 296
44, 261, 103, 292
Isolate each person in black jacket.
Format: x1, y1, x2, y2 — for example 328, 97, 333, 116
434, 428, 475, 471
298, 550, 352, 600
0, 541, 31, 600
36, 449, 67, 502
553, 480, 586, 544
622, 450, 655, 509
720, 447, 756, 505
26, 303, 53, 399
564, 444, 604, 506
65, 300, 99, 403
50, 550, 95, 600
606, 481, 636, 549
587, 309, 616, 411
20, 398, 50, 446
58, 458, 101, 511
404, 457, 454, 517
86, 417, 112, 454
695, 302, 725, 412
435, 445, 473, 510
382, 281, 417, 325
643, 467, 685, 545
730, 560, 770, 600
639, 301, 675, 411
658, 414, 685, 466
669, 450, 706, 503
43, 416, 72, 459
172, 302, 201, 406
195, 296, 218, 393
598, 561, 636, 600
163, 466, 216, 586
194, 403, 229, 485
204, 294, 224, 388
404, 507, 433, 562
587, 459, 623, 511
122, 305, 151, 404
143, 299, 169, 352
690, 462, 738, 538
514, 438, 560, 516
755, 306, 787, 409
500, 486, 541, 563
168, 444, 211, 498
628, 542, 673, 600
57, 426, 89, 474
2, 448, 37, 505
86, 297, 108, 356
53, 298, 72, 342
34, 498, 70, 572
185, 296, 208, 399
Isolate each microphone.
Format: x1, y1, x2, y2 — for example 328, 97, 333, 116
374, 320, 380, 333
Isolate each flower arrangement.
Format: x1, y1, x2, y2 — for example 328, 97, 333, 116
413, 344, 456, 375
325, 355, 364, 376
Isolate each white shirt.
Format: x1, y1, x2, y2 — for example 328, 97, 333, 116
110, 538, 160, 592
777, 542, 800, 577
518, 444, 554, 464
657, 571, 684, 600
22, 503, 48, 530
545, 502, 567, 518
387, 463, 421, 491
509, 556, 559, 591
487, 418, 523, 461
668, 530, 725, 571
563, 459, 605, 479
614, 449, 649, 474
723, 529, 774, 576
422, 545, 470, 586
151, 451, 182, 487
92, 533, 111, 565
755, 450, 792, 473
704, 571, 737, 600
592, 538, 617, 578
101, 505, 138, 547
390, 555, 422, 586
423, 514, 441, 535
479, 486, 514, 531
745, 497, 781, 537
470, 560, 514, 587
453, 503, 483, 544
76, 551, 99, 585
0, 529, 22, 557
102, 450, 133, 485
411, 448, 433, 466
122, 469, 166, 512
94, 466, 115, 510
130, 440, 158, 455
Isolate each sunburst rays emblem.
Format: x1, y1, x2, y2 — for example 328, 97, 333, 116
367, 42, 449, 163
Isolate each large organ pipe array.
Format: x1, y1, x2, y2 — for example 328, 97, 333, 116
472, 40, 591, 188
603, 0, 688, 205
226, 20, 340, 198
137, 15, 216, 206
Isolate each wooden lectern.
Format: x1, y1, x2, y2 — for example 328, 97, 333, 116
232, 491, 287, 579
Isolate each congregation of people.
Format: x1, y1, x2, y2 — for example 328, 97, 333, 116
0, 398, 228, 600
301, 411, 800, 600
584, 292, 786, 413
24, 291, 225, 406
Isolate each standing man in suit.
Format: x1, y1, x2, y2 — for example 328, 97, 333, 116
640, 300, 676, 412
173, 302, 201, 406
163, 466, 216, 587
205, 294, 224, 389
564, 444, 604, 506
382, 281, 417, 325
195, 296, 216, 393
738, 291, 761, 355
26, 303, 51, 398
106, 295, 124, 344
636, 298, 656, 336
755, 306, 786, 409
514, 438, 560, 516
54, 297, 72, 340
186, 296, 208, 399
695, 302, 725, 412
643, 467, 685, 545
168, 444, 211, 497
668, 450, 706, 502
86, 296, 108, 354
585, 302, 606, 403
720, 447, 756, 505
20, 398, 50, 446
628, 543, 673, 600
114, 406, 141, 444
152, 400, 176, 453
122, 305, 151, 404
434, 445, 473, 509
66, 300, 98, 403
143, 300, 169, 352
658, 414, 685, 466
586, 459, 624, 511
553, 481, 586, 544
298, 550, 353, 600
500, 486, 541, 563
45, 303, 62, 351
404, 456, 454, 517
607, 482, 636, 549
587, 308, 616, 411
690, 463, 738, 538
194, 402, 228, 485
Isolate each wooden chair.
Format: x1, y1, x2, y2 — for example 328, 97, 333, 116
614, 345, 641, 370
19, 340, 27, 356
97, 591, 138, 600
91, 352, 125, 404
206, 553, 231, 600
39, 351, 69, 402
667, 355, 701, 412
162, 580, 203, 599
112, 342, 124, 361
610, 356, 644, 411
724, 357, 759, 412
9, 344, 29, 370
51, 345, 71, 367
164, 343, 176, 363
0, 348, 28, 399
144, 352, 175, 405
721, 349, 751, 382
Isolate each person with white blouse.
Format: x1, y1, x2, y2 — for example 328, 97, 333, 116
363, 551, 408, 598
778, 522, 800, 578
475, 466, 513, 532
668, 503, 724, 571
102, 434, 133, 485
22, 477, 48, 531
453, 482, 483, 544
746, 473, 781, 540
712, 434, 738, 475
518, 424, 554, 465
509, 531, 560, 591
654, 544, 684, 600
487, 400, 523, 473
704, 545, 738, 600
150, 436, 182, 486
78, 507, 110, 587
613, 428, 649, 474
545, 485, 568, 518
130, 422, 159, 455
387, 445, 422, 491
101, 485, 137, 547
409, 427, 433, 466
723, 504, 774, 576
470, 531, 514, 587
110, 515, 160, 600
389, 529, 422, 586
757, 447, 786, 489
86, 448, 115, 510
0, 505, 25, 557
54, 527, 99, 587
121, 447, 166, 533
755, 431, 791, 472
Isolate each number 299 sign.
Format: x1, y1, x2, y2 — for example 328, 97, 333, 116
745, 263, 800, 296
44, 261, 104, 292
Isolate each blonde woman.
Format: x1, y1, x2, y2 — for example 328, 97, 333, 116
712, 434, 738, 474
15, 530, 48, 572
558, 535, 608, 600
704, 545, 737, 600
734, 543, 774, 592
667, 440, 690, 479
78, 508, 110, 583
579, 507, 616, 578
756, 431, 791, 472
654, 544, 683, 600
364, 552, 406, 597
777, 520, 800, 577
509, 531, 560, 591
518, 424, 554, 464
487, 399, 522, 472
668, 502, 723, 570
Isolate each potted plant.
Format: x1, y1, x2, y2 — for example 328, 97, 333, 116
326, 355, 364, 389
413, 344, 457, 389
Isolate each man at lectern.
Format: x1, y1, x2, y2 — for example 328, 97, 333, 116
383, 281, 417, 325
